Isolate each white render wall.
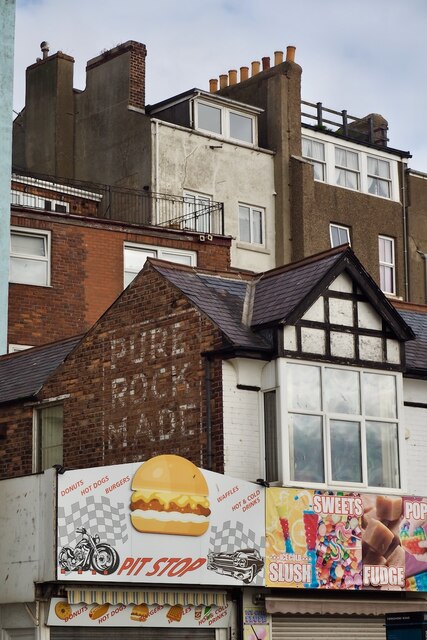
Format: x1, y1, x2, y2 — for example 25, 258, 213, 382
222, 360, 263, 482
0, 469, 56, 603
403, 378, 427, 496
153, 121, 276, 272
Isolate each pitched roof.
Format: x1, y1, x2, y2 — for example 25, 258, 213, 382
0, 335, 82, 405
152, 263, 271, 352
394, 304, 427, 374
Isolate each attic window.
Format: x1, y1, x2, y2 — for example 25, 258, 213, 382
195, 99, 256, 145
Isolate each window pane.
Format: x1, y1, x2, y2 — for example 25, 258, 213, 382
229, 112, 253, 143
11, 232, 45, 256
380, 265, 394, 293
324, 368, 360, 414
363, 373, 396, 418
330, 419, 362, 483
125, 248, 156, 271
40, 405, 63, 471
287, 363, 321, 411
161, 251, 193, 265
379, 237, 393, 263
264, 390, 278, 483
330, 225, 350, 248
197, 103, 221, 134
252, 209, 263, 244
366, 421, 399, 488
312, 161, 325, 181
10, 257, 48, 285
238, 205, 250, 242
184, 193, 211, 232
289, 414, 324, 482
302, 138, 325, 161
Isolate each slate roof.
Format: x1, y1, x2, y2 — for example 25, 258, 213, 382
153, 264, 271, 351
252, 250, 343, 327
396, 308, 427, 374
0, 335, 82, 405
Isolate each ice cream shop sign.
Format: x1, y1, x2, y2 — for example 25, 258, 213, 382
57, 456, 427, 592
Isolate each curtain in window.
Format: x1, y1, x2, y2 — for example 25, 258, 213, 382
40, 405, 64, 470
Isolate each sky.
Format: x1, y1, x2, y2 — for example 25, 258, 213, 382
12, 0, 427, 170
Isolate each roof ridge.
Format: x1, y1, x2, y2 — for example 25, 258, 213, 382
258, 245, 349, 280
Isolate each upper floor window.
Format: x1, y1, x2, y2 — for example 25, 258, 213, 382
335, 147, 359, 190
302, 137, 326, 181
301, 133, 398, 201
124, 243, 196, 287
330, 223, 351, 248
266, 360, 401, 491
368, 156, 391, 198
195, 100, 256, 145
183, 191, 212, 233
12, 190, 70, 213
10, 228, 50, 286
379, 235, 396, 295
35, 404, 63, 472
238, 203, 265, 246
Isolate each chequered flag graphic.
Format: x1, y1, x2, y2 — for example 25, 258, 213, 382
209, 519, 265, 585
57, 495, 128, 548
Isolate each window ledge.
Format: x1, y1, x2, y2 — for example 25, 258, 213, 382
236, 241, 270, 254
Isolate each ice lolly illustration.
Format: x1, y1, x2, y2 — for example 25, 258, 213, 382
277, 502, 294, 553
303, 509, 319, 588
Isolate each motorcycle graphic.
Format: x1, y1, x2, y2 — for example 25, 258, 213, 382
58, 527, 120, 575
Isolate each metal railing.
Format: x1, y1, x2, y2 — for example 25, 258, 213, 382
301, 100, 388, 146
11, 170, 225, 236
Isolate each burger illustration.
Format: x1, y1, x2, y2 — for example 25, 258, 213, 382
130, 455, 211, 536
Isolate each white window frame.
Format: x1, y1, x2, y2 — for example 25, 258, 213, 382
8, 344, 33, 353
335, 146, 360, 191
123, 242, 196, 287
302, 136, 326, 181
330, 223, 351, 248
33, 404, 64, 473
238, 203, 266, 246
301, 130, 399, 201
183, 190, 212, 233
367, 156, 392, 198
194, 99, 257, 146
10, 227, 51, 287
272, 359, 403, 493
379, 235, 396, 295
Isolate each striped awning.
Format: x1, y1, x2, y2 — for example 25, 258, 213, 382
65, 588, 227, 607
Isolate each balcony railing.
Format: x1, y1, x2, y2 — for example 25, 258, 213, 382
11, 171, 225, 236
301, 100, 389, 147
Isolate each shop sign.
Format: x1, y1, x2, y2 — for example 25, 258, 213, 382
57, 455, 265, 586
266, 488, 427, 592
48, 598, 231, 627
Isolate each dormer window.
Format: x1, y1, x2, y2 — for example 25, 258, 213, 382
195, 99, 256, 145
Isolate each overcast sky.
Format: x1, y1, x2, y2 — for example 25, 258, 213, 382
13, 0, 427, 170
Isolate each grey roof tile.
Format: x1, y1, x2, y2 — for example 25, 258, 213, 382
252, 252, 342, 326
398, 309, 427, 373
0, 335, 82, 405
154, 265, 270, 350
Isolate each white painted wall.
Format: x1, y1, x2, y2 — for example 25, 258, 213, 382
153, 121, 276, 271
403, 378, 427, 496
222, 360, 263, 481
0, 469, 56, 603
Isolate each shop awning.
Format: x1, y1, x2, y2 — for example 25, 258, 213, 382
265, 596, 427, 616
65, 588, 228, 607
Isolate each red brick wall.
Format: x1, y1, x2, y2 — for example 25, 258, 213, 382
0, 404, 34, 478
33, 263, 226, 474
9, 211, 231, 346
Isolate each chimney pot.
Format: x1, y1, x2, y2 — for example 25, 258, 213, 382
251, 61, 260, 76
40, 41, 50, 59
219, 74, 228, 89
240, 66, 249, 82
274, 50, 284, 65
209, 78, 218, 92
262, 56, 270, 71
228, 69, 237, 85
286, 45, 296, 62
